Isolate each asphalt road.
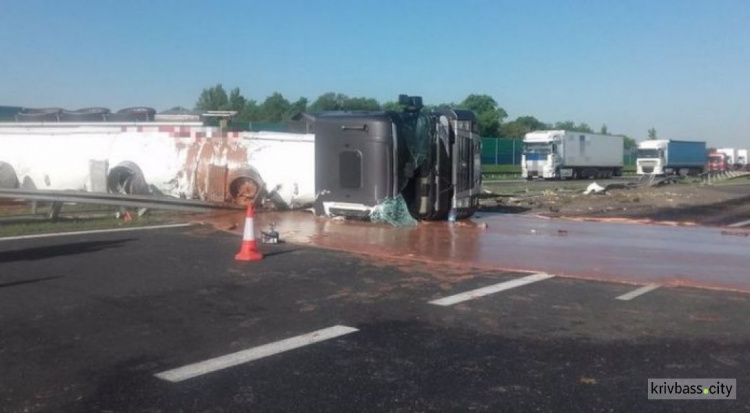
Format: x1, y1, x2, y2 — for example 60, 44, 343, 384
1, 225, 748, 412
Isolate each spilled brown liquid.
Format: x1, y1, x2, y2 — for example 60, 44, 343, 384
195, 210, 750, 293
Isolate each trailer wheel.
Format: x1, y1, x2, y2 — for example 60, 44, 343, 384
107, 161, 150, 195
228, 167, 264, 206
0, 162, 19, 189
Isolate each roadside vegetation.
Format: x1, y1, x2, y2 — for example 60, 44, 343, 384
0, 202, 181, 237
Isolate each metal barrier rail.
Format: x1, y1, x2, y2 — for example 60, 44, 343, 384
0, 188, 243, 214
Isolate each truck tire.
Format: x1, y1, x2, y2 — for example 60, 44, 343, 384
107, 161, 150, 195
227, 167, 264, 206
0, 162, 19, 189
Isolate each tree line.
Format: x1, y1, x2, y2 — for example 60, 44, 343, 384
193, 84, 638, 148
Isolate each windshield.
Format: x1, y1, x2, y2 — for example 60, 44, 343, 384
523, 142, 552, 155
392, 110, 432, 192
637, 149, 661, 159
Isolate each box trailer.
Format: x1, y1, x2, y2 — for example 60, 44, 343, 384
737, 149, 749, 170
636, 139, 706, 176
717, 148, 738, 167
522, 130, 623, 179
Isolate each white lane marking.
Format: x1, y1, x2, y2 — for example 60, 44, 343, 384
728, 218, 750, 228
429, 273, 555, 306
0, 223, 193, 242
155, 325, 359, 383
615, 284, 661, 301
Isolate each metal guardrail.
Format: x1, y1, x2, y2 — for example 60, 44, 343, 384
0, 188, 244, 214
700, 170, 750, 185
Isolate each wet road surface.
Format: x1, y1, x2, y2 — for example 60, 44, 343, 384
214, 211, 750, 293
1, 226, 748, 411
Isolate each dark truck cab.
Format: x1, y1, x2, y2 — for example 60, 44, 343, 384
313, 95, 481, 221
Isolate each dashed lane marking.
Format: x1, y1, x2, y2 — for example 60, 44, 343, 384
155, 325, 359, 383
428, 273, 555, 306
615, 284, 661, 301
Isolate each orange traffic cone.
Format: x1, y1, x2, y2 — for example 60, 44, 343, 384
235, 204, 263, 261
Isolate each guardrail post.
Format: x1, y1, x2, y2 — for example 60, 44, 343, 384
48, 201, 63, 222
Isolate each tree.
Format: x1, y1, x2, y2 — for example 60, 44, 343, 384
600, 124, 608, 134
459, 94, 507, 137
259, 92, 291, 122
622, 135, 638, 150
308, 92, 348, 112
499, 115, 548, 139
195, 84, 229, 111
286, 97, 309, 118
553, 121, 593, 133
554, 121, 575, 130
380, 101, 402, 111
648, 127, 657, 140
342, 97, 380, 111
228, 87, 246, 113
237, 100, 260, 122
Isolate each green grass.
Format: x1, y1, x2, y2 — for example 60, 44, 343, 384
481, 164, 636, 180
712, 173, 750, 186
482, 164, 521, 174
0, 209, 183, 238
0, 198, 237, 238
482, 164, 521, 180
0, 202, 114, 217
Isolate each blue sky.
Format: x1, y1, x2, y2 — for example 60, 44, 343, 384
1, 0, 749, 146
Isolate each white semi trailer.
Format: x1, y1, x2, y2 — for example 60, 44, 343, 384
717, 148, 738, 167
737, 149, 748, 170
522, 130, 624, 180
0, 123, 316, 208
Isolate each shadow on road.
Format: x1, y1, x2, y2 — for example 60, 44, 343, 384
0, 275, 64, 289
477, 205, 532, 214
262, 248, 303, 258
0, 239, 136, 263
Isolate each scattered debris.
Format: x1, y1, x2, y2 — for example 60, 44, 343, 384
481, 180, 747, 227
720, 230, 749, 237
583, 182, 606, 195
370, 195, 418, 227
261, 222, 281, 243
579, 376, 598, 385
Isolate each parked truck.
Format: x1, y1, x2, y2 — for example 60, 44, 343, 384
738, 149, 749, 171
716, 147, 749, 170
522, 130, 623, 180
707, 150, 730, 173
636, 139, 706, 176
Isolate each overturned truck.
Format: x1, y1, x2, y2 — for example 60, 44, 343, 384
314, 95, 481, 221
0, 97, 481, 221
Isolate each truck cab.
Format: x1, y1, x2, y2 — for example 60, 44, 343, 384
636, 140, 668, 175
313, 96, 481, 221
707, 152, 729, 172
522, 131, 561, 179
